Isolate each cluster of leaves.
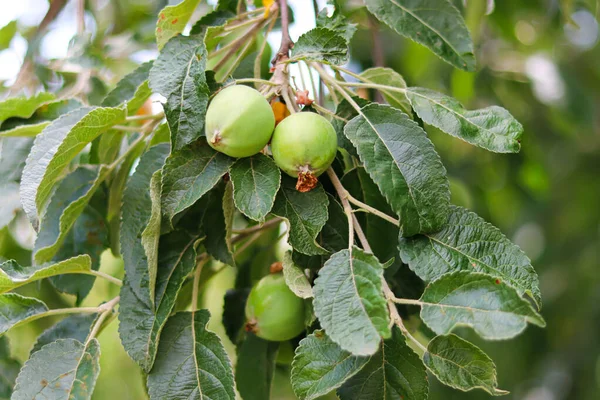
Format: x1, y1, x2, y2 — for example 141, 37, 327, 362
0, 0, 545, 399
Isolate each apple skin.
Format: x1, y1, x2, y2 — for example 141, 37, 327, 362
270, 112, 337, 178
245, 273, 305, 342
206, 85, 275, 158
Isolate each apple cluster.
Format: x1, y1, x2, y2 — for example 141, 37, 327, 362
205, 85, 337, 191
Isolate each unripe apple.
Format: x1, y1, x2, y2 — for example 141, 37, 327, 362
245, 273, 305, 342
270, 112, 337, 191
206, 85, 275, 158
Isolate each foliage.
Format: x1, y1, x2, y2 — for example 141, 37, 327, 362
3, 0, 582, 398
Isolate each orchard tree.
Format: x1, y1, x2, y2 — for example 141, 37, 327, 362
0, 0, 546, 399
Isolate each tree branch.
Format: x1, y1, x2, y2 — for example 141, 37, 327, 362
272, 0, 294, 66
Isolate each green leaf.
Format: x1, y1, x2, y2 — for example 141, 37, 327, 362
0, 294, 48, 335
271, 176, 329, 256
235, 333, 279, 400
406, 87, 523, 153
222, 288, 250, 344
282, 251, 313, 298
34, 166, 107, 264
149, 34, 210, 151
0, 92, 56, 126
229, 153, 281, 222
291, 330, 369, 400
0, 336, 20, 399
292, 193, 349, 270
20, 106, 126, 227
424, 334, 508, 396
291, 27, 349, 65
106, 134, 149, 255
313, 247, 391, 355
102, 61, 153, 115
147, 310, 235, 399
344, 103, 450, 237
398, 205, 542, 307
0, 255, 91, 294
120, 144, 169, 304
119, 231, 199, 371
0, 121, 49, 138
30, 314, 97, 355
144, 170, 163, 303
12, 339, 100, 400
316, 5, 357, 43
0, 98, 83, 138
337, 326, 428, 400
0, 182, 20, 229
155, 0, 201, 50
419, 271, 545, 340
365, 0, 475, 71
49, 200, 108, 303
161, 138, 234, 224
0, 137, 33, 183
203, 183, 235, 266
360, 68, 412, 116
0, 20, 17, 50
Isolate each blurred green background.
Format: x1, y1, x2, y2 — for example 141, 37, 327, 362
1, 0, 599, 399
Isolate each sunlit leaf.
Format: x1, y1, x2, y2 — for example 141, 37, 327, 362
0, 255, 91, 294
20, 106, 126, 227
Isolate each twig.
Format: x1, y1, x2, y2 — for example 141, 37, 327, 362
236, 78, 277, 87
272, 0, 294, 66
211, 18, 269, 71
311, 2, 325, 104
391, 297, 422, 306
113, 125, 142, 132
313, 63, 362, 113
234, 231, 263, 256
326, 164, 426, 353
304, 61, 319, 103
232, 218, 282, 235
396, 316, 427, 353
85, 296, 120, 345
346, 192, 400, 226
254, 11, 278, 86
85, 270, 123, 286
311, 102, 347, 122
221, 35, 257, 78
77, 0, 85, 35
125, 112, 165, 122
